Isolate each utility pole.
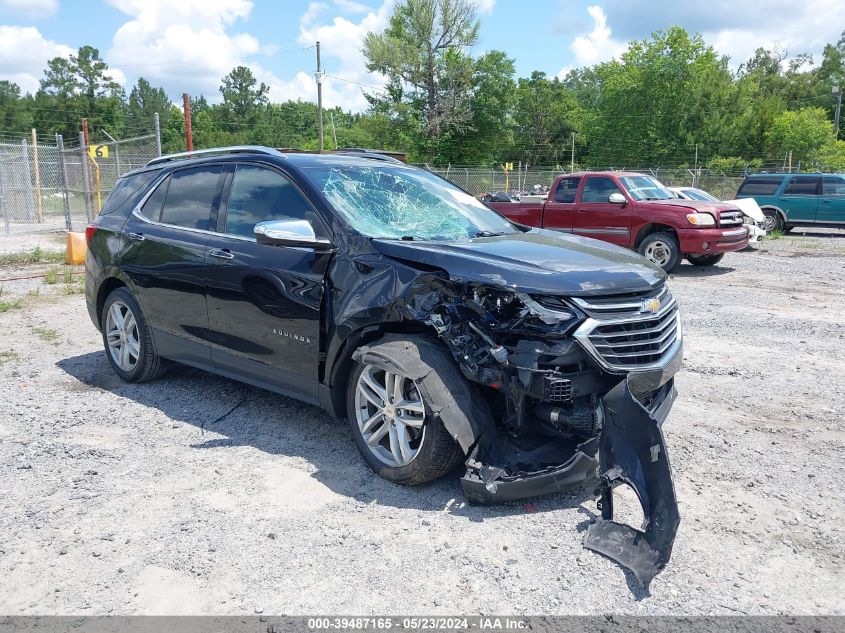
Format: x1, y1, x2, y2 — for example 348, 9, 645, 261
570, 132, 575, 173
315, 41, 324, 151
834, 85, 842, 139
182, 93, 193, 151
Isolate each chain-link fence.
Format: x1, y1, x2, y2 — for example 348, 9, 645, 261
422, 164, 754, 200
0, 124, 160, 235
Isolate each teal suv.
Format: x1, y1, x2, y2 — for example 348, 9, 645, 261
735, 173, 845, 232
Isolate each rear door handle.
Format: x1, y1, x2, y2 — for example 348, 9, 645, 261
209, 248, 234, 260
126, 231, 145, 241
577, 208, 589, 213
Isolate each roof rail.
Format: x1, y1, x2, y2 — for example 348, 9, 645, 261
145, 145, 282, 167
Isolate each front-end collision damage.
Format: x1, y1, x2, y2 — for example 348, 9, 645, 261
584, 377, 680, 589
331, 251, 681, 585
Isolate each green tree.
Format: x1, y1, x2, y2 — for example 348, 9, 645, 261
219, 66, 269, 122
0, 81, 31, 135
511, 71, 581, 166
126, 77, 170, 131
584, 28, 734, 167
766, 107, 835, 164
363, 0, 481, 161
36, 45, 124, 139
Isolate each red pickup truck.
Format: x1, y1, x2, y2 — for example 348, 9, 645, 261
487, 171, 749, 272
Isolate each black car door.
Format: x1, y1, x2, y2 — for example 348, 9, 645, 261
119, 164, 226, 367
204, 162, 331, 403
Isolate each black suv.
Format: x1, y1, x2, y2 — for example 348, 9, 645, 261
85, 146, 682, 586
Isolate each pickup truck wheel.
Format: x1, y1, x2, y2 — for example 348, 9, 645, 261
101, 287, 167, 383
687, 253, 725, 267
761, 208, 784, 232
638, 232, 681, 272
346, 337, 466, 485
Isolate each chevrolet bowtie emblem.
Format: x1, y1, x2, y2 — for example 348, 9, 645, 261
641, 297, 661, 314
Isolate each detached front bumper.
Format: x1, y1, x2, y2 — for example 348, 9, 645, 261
678, 226, 749, 255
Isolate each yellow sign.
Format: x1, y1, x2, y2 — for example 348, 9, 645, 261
501, 162, 513, 171
88, 144, 109, 159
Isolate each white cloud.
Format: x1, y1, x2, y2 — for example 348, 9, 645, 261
0, 25, 73, 94
334, 0, 369, 14
474, 0, 495, 15
587, 0, 844, 70
105, 0, 264, 100
290, 0, 394, 111
0, 0, 58, 18
558, 5, 626, 77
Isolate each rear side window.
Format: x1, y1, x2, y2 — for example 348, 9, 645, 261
99, 169, 161, 217
736, 177, 784, 196
225, 164, 313, 238
140, 176, 169, 221
822, 176, 845, 196
554, 177, 580, 203
159, 165, 224, 230
581, 177, 622, 203
784, 176, 820, 195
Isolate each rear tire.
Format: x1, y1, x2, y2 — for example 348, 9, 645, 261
101, 287, 167, 383
346, 336, 467, 485
761, 208, 784, 232
638, 232, 681, 272
687, 253, 725, 267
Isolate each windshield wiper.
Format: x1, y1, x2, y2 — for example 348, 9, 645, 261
473, 230, 506, 238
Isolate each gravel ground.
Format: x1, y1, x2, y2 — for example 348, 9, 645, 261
0, 231, 843, 615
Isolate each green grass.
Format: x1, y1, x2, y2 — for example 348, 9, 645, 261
0, 246, 65, 266
62, 269, 75, 284
62, 278, 86, 295
767, 229, 784, 240
31, 326, 61, 346
0, 299, 23, 313
43, 267, 60, 284
27, 288, 40, 297
0, 350, 19, 367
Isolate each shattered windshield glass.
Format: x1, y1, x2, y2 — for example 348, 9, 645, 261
302, 164, 517, 241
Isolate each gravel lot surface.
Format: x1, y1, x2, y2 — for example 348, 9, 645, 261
0, 231, 843, 615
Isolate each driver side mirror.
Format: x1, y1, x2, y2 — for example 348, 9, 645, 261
608, 192, 626, 204
254, 219, 334, 251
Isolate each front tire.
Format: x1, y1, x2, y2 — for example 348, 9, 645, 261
687, 253, 725, 267
346, 337, 467, 485
101, 287, 166, 383
761, 208, 784, 232
638, 232, 681, 272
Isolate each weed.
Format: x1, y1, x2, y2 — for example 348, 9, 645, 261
27, 288, 40, 297
0, 299, 23, 313
63, 269, 75, 284
32, 326, 61, 346
43, 268, 59, 284
0, 247, 65, 266
768, 229, 784, 240
0, 350, 19, 367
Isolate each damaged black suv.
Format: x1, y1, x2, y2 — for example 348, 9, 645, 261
86, 146, 682, 585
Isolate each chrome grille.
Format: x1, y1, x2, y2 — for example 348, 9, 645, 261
571, 286, 682, 371
719, 210, 744, 227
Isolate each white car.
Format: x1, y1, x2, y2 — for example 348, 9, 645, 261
670, 186, 766, 243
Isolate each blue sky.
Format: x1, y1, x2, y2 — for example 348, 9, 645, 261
1, 0, 843, 112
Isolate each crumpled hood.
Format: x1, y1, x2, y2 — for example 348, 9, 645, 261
372, 229, 665, 296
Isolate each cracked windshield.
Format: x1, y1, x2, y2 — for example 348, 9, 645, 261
303, 164, 517, 241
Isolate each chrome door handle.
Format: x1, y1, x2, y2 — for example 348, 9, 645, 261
209, 248, 234, 260
126, 232, 144, 241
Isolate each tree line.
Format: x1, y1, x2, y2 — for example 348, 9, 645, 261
1, 0, 843, 171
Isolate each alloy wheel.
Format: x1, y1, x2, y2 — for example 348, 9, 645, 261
354, 365, 426, 467
105, 300, 140, 372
